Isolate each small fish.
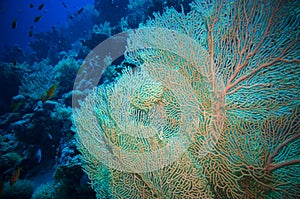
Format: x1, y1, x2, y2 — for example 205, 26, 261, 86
34, 15, 42, 22
10, 167, 21, 186
10, 101, 23, 112
35, 148, 42, 164
41, 84, 57, 102
38, 3, 44, 10
77, 7, 84, 15
13, 60, 17, 66
62, 2, 67, 8
29, 30, 33, 37
11, 19, 17, 29
48, 133, 53, 140
30, 3, 34, 8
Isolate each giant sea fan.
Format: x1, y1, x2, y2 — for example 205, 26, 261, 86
73, 0, 300, 198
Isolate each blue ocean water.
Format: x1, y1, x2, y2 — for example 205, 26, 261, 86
0, 0, 94, 53
0, 0, 299, 198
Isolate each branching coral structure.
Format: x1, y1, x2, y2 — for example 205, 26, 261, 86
73, 0, 300, 198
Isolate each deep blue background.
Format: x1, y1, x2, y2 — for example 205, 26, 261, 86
0, 0, 94, 54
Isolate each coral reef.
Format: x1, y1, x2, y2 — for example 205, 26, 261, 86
1, 179, 34, 199
0, 0, 298, 198
32, 182, 57, 199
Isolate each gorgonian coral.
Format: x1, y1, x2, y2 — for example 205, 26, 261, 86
73, 0, 300, 198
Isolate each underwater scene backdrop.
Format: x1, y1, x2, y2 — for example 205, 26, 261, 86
0, 0, 299, 198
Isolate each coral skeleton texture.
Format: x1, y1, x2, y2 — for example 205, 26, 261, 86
74, 0, 300, 198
